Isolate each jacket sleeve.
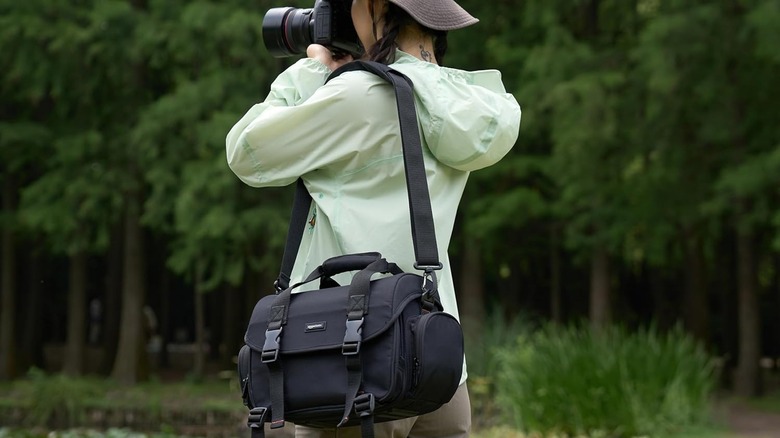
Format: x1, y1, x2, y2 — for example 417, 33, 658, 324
421, 70, 521, 172
226, 58, 347, 187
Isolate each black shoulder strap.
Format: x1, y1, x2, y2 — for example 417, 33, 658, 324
275, 60, 441, 291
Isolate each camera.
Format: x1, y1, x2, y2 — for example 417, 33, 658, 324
262, 0, 363, 58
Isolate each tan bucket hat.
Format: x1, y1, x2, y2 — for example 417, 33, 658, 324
388, 0, 479, 30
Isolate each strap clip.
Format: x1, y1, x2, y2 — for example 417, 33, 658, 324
261, 328, 282, 363
342, 318, 364, 355
420, 270, 438, 312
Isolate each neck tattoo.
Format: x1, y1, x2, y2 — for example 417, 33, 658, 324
419, 44, 432, 62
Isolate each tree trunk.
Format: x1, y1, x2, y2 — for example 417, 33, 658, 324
111, 194, 147, 385
734, 227, 761, 397
63, 251, 88, 376
586, 0, 600, 37
682, 228, 710, 345
159, 268, 171, 369
208, 290, 222, 362
101, 221, 123, 375
589, 245, 611, 330
650, 265, 674, 331
549, 226, 563, 324
223, 284, 241, 367
192, 260, 206, 380
20, 249, 45, 371
459, 236, 485, 341
715, 233, 738, 387
0, 177, 17, 380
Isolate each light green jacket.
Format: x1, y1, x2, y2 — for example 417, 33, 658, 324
226, 51, 521, 384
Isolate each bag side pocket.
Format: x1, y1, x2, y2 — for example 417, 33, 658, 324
409, 312, 464, 404
237, 344, 254, 408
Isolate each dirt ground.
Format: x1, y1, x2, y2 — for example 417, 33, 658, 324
720, 399, 780, 438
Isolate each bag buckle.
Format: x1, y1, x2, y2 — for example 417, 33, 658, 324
420, 270, 439, 312
247, 407, 267, 428
342, 318, 364, 355
354, 393, 375, 418
261, 328, 282, 363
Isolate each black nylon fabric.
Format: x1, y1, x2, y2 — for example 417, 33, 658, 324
246, 274, 421, 353
238, 255, 464, 430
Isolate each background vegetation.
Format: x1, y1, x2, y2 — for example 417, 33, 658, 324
1, 0, 780, 436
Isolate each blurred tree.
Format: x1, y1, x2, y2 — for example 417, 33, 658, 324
488, 0, 640, 329
1, 1, 121, 378
633, 0, 780, 396
13, 1, 141, 380
0, 0, 53, 379
629, 0, 729, 344
131, 0, 294, 377
719, 0, 780, 397
453, 0, 778, 379
0, 170, 19, 380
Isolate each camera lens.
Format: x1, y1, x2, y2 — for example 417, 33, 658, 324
262, 7, 314, 57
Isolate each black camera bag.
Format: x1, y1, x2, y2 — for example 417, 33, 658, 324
237, 62, 465, 438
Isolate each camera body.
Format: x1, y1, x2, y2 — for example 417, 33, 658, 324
262, 0, 363, 58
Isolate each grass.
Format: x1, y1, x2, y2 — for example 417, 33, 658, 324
0, 369, 244, 433
746, 389, 780, 412
0, 425, 738, 438
466, 320, 719, 437
471, 425, 733, 438
3, 332, 776, 438
0, 368, 241, 410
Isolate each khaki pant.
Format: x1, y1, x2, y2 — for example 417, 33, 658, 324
294, 383, 471, 438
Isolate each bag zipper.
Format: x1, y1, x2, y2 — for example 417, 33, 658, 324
238, 345, 253, 407
411, 314, 433, 391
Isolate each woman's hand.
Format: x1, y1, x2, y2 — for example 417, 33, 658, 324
307, 44, 353, 71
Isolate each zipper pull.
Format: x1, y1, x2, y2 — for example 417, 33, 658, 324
241, 377, 251, 406
412, 358, 420, 388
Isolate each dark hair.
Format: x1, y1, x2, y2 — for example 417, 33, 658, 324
368, 3, 449, 66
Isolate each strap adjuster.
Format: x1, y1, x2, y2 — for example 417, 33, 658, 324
261, 327, 282, 363
248, 407, 267, 428
342, 318, 364, 355
354, 393, 375, 418
414, 262, 443, 271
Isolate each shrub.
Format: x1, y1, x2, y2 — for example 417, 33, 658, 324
495, 324, 717, 437
465, 310, 535, 429
0, 369, 243, 433
22, 368, 106, 427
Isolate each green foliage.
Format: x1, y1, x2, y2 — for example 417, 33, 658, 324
18, 131, 123, 254
466, 311, 536, 429
2, 0, 777, 284
452, 0, 780, 296
495, 324, 717, 437
0, 370, 242, 431
471, 425, 731, 438
0, 429, 185, 438
16, 368, 105, 427
1, 0, 289, 286
126, 0, 288, 289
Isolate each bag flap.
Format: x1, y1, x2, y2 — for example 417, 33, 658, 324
245, 273, 422, 354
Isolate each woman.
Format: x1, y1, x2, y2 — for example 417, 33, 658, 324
226, 0, 521, 436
